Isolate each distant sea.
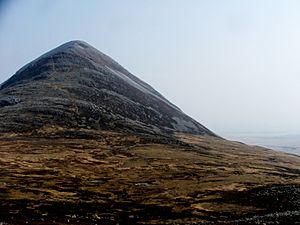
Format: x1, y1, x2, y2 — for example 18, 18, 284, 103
222, 133, 300, 156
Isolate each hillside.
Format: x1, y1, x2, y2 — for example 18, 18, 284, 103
0, 129, 299, 224
0, 41, 299, 224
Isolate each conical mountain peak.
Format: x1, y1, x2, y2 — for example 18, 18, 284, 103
0, 40, 120, 89
0, 41, 216, 136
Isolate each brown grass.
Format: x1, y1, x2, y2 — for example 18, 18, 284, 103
0, 129, 299, 224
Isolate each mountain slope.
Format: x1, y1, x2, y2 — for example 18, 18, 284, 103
0, 41, 299, 225
0, 40, 215, 136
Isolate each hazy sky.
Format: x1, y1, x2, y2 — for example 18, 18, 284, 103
1, 0, 300, 134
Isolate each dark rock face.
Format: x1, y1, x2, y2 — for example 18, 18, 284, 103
0, 40, 216, 136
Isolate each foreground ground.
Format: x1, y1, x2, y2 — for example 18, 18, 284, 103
0, 128, 299, 224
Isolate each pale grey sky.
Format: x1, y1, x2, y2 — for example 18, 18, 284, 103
1, 0, 300, 134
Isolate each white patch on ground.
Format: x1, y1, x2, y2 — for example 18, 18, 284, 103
171, 116, 199, 132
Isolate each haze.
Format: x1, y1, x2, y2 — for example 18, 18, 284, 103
1, 0, 300, 134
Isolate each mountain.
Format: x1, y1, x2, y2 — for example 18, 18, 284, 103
0, 40, 215, 136
0, 41, 299, 225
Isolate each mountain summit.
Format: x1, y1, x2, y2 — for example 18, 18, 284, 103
0, 40, 215, 136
